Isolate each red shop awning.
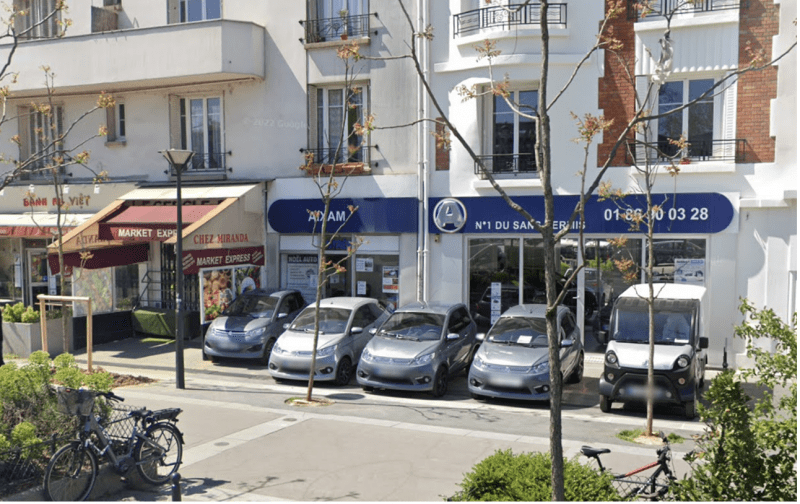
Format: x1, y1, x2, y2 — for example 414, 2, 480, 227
97, 204, 217, 242
48, 243, 149, 275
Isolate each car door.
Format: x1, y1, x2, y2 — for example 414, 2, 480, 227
445, 307, 472, 371
350, 304, 379, 358
558, 312, 579, 375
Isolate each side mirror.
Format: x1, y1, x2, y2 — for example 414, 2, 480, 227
276, 312, 288, 320
446, 333, 460, 341
283, 323, 290, 330
351, 326, 363, 335
476, 332, 486, 342
369, 327, 378, 335
597, 330, 608, 345
560, 339, 574, 348
699, 337, 709, 349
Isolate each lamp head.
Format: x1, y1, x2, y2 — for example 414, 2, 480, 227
160, 149, 194, 169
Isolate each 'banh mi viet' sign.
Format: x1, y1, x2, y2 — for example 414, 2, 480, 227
182, 246, 264, 275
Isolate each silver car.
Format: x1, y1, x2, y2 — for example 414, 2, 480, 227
268, 297, 391, 385
468, 304, 584, 401
356, 302, 478, 397
203, 289, 307, 365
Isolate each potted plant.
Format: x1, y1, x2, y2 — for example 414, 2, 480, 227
1, 302, 73, 358
339, 9, 349, 39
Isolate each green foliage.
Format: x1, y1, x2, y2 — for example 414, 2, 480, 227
0, 352, 113, 445
1, 302, 27, 323
0, 302, 63, 323
674, 299, 797, 501
448, 449, 621, 501
20, 306, 40, 323
616, 429, 683, 444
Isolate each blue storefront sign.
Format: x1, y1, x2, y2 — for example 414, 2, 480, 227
429, 193, 735, 234
268, 197, 418, 234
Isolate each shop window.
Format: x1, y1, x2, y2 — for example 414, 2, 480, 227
311, 85, 368, 166
179, 0, 220, 22
354, 254, 398, 308
72, 268, 114, 316
649, 238, 706, 285
201, 265, 262, 322
14, 0, 61, 40
114, 264, 139, 310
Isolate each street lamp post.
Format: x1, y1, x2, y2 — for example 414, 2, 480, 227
160, 149, 194, 390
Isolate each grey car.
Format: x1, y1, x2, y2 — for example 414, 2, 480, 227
203, 289, 307, 365
268, 297, 391, 385
468, 304, 584, 401
356, 302, 479, 397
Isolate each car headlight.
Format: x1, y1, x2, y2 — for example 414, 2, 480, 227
411, 352, 434, 365
361, 347, 374, 362
676, 355, 690, 369
531, 360, 549, 374
472, 354, 486, 370
272, 343, 288, 355
317, 345, 336, 357
605, 351, 619, 367
246, 327, 267, 338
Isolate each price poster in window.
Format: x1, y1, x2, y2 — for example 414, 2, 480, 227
674, 259, 705, 285
382, 266, 399, 293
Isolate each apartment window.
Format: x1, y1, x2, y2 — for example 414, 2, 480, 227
179, 97, 223, 171
315, 85, 366, 164
19, 104, 64, 175
180, 0, 220, 22
308, 0, 368, 41
658, 79, 715, 159
14, 0, 60, 39
484, 89, 538, 174
315, 0, 366, 22
106, 102, 126, 143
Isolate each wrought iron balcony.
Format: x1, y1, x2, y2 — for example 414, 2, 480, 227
474, 153, 539, 176
454, 3, 567, 37
301, 146, 372, 175
303, 13, 371, 43
168, 152, 228, 176
626, 139, 746, 164
627, 0, 743, 20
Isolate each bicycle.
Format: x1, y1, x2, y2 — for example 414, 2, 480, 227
580, 432, 676, 500
43, 386, 184, 501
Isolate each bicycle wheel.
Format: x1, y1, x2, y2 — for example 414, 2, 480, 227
135, 423, 183, 484
44, 442, 98, 501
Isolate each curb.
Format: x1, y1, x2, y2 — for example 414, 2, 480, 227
4, 463, 153, 501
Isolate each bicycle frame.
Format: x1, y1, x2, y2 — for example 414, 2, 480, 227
76, 412, 166, 472
581, 438, 675, 500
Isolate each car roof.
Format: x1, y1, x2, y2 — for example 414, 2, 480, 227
394, 301, 464, 315
309, 296, 378, 310
500, 304, 571, 319
240, 288, 297, 298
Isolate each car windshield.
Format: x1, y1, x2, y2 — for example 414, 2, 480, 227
290, 307, 351, 334
224, 295, 278, 318
487, 317, 548, 347
379, 312, 445, 341
612, 309, 693, 345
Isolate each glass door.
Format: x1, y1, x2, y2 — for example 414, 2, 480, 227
27, 248, 49, 306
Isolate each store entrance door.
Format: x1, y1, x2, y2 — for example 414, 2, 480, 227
26, 248, 50, 306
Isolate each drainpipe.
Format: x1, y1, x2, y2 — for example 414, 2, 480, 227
415, 0, 431, 303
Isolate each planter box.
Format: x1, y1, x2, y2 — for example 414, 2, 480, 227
2, 318, 74, 357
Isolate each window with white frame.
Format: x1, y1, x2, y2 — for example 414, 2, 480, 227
310, 0, 368, 40
14, 0, 60, 39
657, 78, 716, 160
180, 0, 220, 22
483, 89, 538, 174
179, 97, 224, 171
314, 85, 366, 164
19, 104, 64, 175
106, 102, 126, 143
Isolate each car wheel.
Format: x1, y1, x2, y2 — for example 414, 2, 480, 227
599, 394, 612, 413
567, 352, 584, 384
684, 388, 697, 419
259, 338, 276, 366
432, 366, 448, 397
334, 357, 352, 386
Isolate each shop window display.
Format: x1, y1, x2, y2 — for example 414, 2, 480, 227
201, 265, 262, 322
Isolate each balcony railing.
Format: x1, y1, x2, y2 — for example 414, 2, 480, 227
626, 139, 746, 164
304, 13, 371, 43
168, 152, 228, 176
474, 153, 539, 176
301, 146, 372, 175
454, 3, 567, 37
627, 0, 743, 20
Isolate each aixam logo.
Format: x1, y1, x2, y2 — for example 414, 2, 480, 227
432, 198, 467, 233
